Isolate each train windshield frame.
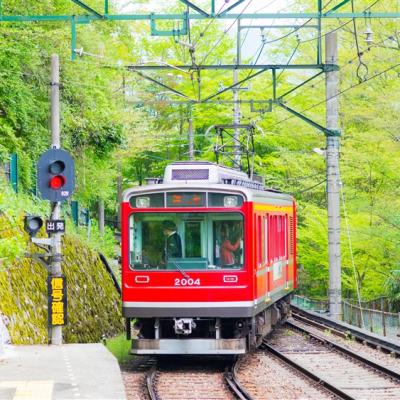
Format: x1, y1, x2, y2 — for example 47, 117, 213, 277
128, 212, 244, 271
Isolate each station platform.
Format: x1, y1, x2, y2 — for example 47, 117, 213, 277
0, 343, 126, 400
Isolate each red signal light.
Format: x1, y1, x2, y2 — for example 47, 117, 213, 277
49, 175, 66, 189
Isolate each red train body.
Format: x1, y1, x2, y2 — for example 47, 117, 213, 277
121, 161, 296, 354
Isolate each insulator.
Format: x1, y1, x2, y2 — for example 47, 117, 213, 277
364, 26, 373, 46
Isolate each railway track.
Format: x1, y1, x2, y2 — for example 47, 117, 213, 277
263, 322, 400, 400
143, 356, 252, 400
291, 304, 400, 356
224, 357, 253, 400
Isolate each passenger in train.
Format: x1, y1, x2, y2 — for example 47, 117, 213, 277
162, 220, 182, 259
220, 226, 241, 267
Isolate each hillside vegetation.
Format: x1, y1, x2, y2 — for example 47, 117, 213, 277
0, 0, 400, 308
0, 178, 122, 343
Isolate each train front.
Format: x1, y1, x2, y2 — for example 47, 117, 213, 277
120, 162, 254, 354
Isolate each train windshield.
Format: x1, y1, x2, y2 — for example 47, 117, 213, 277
129, 212, 244, 271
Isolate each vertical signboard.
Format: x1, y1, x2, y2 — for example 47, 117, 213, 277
47, 276, 67, 326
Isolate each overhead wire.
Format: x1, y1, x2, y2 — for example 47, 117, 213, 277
198, 0, 255, 66
268, 60, 400, 131
191, 2, 226, 47
284, 33, 395, 104
340, 173, 365, 327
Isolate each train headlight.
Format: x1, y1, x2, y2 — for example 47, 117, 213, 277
224, 196, 238, 207
136, 197, 150, 208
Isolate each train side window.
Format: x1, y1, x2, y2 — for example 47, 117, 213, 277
264, 215, 268, 264
257, 215, 263, 266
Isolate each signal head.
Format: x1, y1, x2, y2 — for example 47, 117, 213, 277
37, 149, 75, 202
49, 160, 65, 175
24, 215, 43, 237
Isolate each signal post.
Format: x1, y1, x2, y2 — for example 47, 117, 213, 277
25, 55, 75, 345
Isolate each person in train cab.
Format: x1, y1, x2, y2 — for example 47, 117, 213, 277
162, 220, 182, 260
220, 227, 241, 267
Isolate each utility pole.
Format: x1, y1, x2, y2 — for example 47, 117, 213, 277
233, 18, 242, 169
233, 67, 241, 168
325, 32, 342, 320
50, 54, 63, 344
188, 108, 194, 161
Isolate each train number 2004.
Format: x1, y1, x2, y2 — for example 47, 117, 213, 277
174, 278, 201, 286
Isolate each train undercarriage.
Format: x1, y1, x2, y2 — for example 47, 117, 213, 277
126, 296, 291, 354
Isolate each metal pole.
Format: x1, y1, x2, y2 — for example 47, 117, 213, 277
71, 16, 76, 61
326, 32, 342, 321
233, 67, 240, 168
233, 19, 241, 169
188, 111, 194, 161
50, 54, 62, 345
317, 0, 322, 64
117, 162, 122, 227
98, 199, 105, 235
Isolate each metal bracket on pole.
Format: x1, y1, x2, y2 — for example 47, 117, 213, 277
277, 101, 341, 137
324, 0, 351, 16
70, 0, 104, 18
250, 99, 272, 114
32, 237, 55, 247
150, 12, 188, 36
179, 1, 209, 17
219, 0, 247, 16
25, 253, 52, 273
323, 64, 340, 72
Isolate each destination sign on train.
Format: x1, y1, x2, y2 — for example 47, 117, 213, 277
166, 192, 206, 207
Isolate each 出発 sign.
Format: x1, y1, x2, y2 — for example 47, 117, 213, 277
47, 276, 67, 326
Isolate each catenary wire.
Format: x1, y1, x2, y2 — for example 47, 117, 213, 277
268, 60, 400, 131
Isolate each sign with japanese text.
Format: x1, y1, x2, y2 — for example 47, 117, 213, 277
47, 276, 67, 326
46, 219, 65, 234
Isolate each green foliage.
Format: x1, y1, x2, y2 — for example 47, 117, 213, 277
0, 176, 123, 343
1, 0, 400, 307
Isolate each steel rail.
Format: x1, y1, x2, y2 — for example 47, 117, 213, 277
145, 366, 158, 400
291, 304, 400, 356
224, 357, 253, 400
261, 341, 356, 400
287, 320, 400, 382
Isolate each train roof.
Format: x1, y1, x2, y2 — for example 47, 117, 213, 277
122, 161, 294, 204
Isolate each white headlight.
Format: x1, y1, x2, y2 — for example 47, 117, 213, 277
224, 196, 238, 207
136, 197, 150, 208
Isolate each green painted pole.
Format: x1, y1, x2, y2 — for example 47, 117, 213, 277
10, 153, 18, 193
272, 69, 277, 100
71, 16, 76, 61
2, 12, 400, 23
317, 0, 322, 64
104, 0, 109, 15
211, 0, 215, 16
71, 201, 79, 226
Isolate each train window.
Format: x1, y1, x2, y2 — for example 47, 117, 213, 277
128, 212, 244, 271
129, 193, 164, 208
264, 216, 268, 264
267, 214, 287, 264
257, 215, 263, 266
208, 193, 244, 207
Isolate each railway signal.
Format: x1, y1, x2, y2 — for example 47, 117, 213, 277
24, 215, 44, 237
37, 148, 75, 202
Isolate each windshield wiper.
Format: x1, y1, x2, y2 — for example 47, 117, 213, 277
171, 260, 190, 279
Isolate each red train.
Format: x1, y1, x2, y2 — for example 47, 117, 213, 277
121, 161, 296, 354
